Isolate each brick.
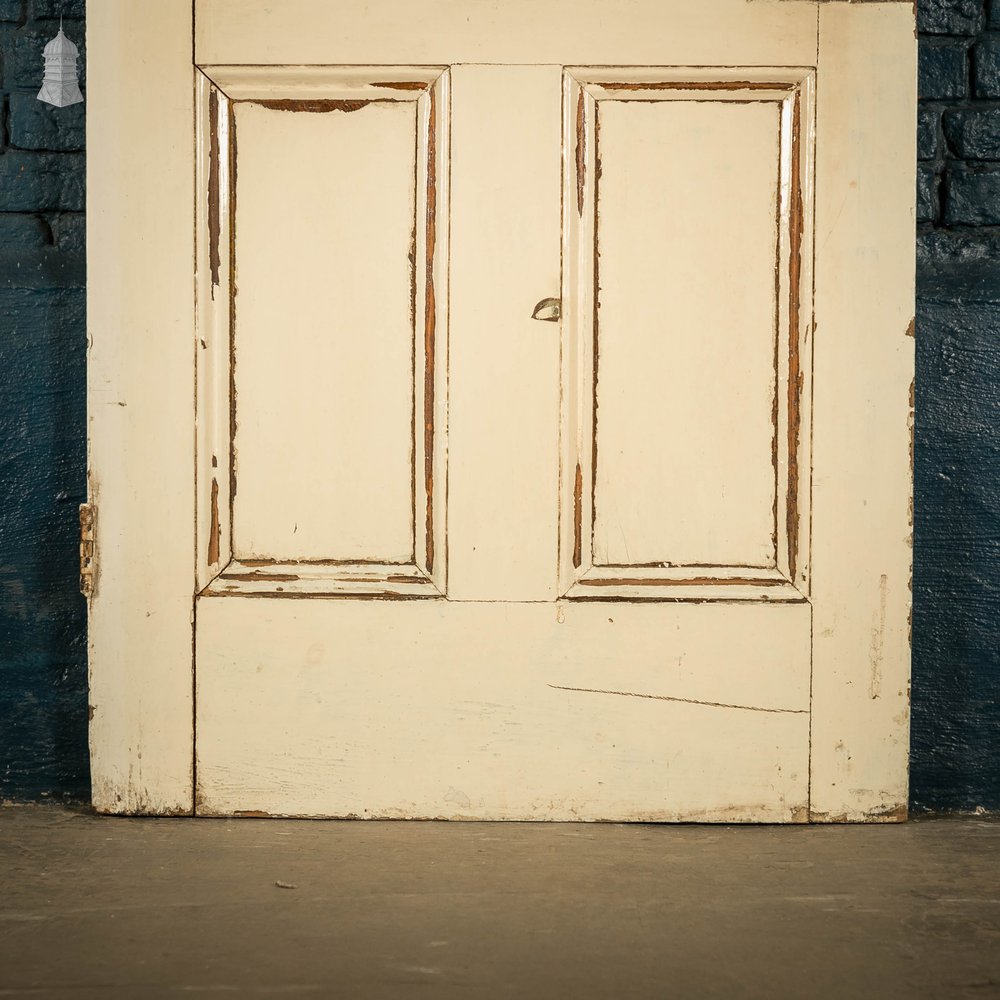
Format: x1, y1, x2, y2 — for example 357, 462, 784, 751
49, 212, 82, 252
919, 40, 968, 99
919, 107, 942, 160
944, 164, 1000, 224
0, 246, 85, 288
918, 229, 1000, 299
30, 0, 84, 17
919, 0, 986, 35
0, 0, 23, 22
917, 300, 1000, 439
0, 213, 49, 249
918, 164, 941, 223
944, 106, 1000, 159
9, 22, 85, 90
919, 228, 1000, 269
973, 33, 1000, 96
0, 151, 84, 211
8, 92, 84, 151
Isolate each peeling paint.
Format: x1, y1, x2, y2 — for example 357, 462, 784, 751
577, 576, 790, 587
207, 478, 220, 567
810, 801, 908, 824
423, 85, 438, 574
786, 93, 804, 583
601, 80, 791, 92
78, 502, 96, 600
370, 81, 428, 91
251, 99, 391, 113
208, 88, 221, 292
222, 572, 301, 583
572, 462, 583, 568
575, 88, 586, 218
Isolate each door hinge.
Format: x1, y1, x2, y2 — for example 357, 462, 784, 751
79, 502, 96, 599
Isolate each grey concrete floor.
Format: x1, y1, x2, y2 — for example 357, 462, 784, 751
1, 808, 999, 999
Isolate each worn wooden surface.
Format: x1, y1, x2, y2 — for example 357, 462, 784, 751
447, 65, 561, 602
89, 0, 914, 820
809, 3, 916, 821
196, 600, 810, 820
87, 0, 194, 814
195, 0, 818, 66
2, 809, 1000, 998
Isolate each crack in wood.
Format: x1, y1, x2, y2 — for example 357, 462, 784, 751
548, 683, 808, 714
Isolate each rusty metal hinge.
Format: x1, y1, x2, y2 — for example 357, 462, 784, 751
79, 503, 96, 599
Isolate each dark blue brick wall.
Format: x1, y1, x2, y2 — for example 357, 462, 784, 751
914, 0, 1000, 812
0, 2, 997, 811
0, 0, 87, 802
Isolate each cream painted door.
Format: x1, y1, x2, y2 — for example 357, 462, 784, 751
86, 0, 916, 821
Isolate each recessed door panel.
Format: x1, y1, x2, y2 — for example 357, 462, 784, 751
195, 69, 449, 598
233, 100, 416, 564
594, 100, 780, 569
560, 69, 814, 602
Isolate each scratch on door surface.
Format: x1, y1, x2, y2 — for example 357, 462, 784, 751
869, 573, 888, 700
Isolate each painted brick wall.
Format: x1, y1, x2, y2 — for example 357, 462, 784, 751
912, 0, 1000, 811
0, 0, 88, 802
0, 2, 997, 811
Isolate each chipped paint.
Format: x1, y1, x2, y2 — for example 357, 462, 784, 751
600, 80, 792, 92
810, 801, 908, 824
208, 88, 221, 292
250, 99, 392, 113
786, 93, 804, 582
572, 462, 583, 568
576, 575, 791, 587
423, 85, 438, 574
575, 88, 586, 217
78, 503, 96, 599
228, 105, 240, 537
370, 80, 429, 91
207, 478, 221, 567
221, 572, 301, 583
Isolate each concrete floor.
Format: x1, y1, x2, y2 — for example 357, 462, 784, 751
1, 809, 999, 999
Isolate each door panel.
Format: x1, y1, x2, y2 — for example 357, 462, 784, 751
233, 99, 416, 563
560, 68, 813, 602
195, 68, 449, 598
593, 100, 780, 568
196, 599, 810, 821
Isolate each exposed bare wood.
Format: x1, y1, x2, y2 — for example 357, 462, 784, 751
423, 85, 437, 574
207, 88, 221, 291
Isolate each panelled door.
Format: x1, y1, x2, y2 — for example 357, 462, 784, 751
87, 0, 916, 821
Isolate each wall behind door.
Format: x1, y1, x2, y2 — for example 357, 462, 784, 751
913, 0, 1000, 812
0, 0, 87, 802
0, 0, 997, 812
